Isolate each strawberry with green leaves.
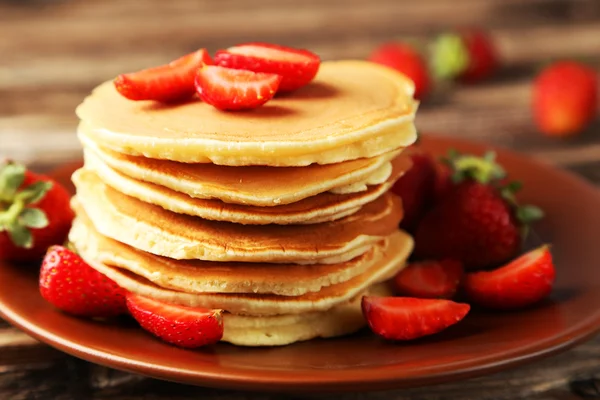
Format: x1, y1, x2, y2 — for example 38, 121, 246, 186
414, 151, 543, 270
0, 162, 74, 261
431, 28, 498, 83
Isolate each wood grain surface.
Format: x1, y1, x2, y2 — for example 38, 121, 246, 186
1, 0, 600, 399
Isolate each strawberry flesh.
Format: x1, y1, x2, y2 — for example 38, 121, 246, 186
126, 293, 223, 348
39, 246, 127, 317
464, 245, 555, 310
362, 296, 470, 341
195, 65, 281, 111
215, 42, 320, 92
114, 48, 213, 102
394, 259, 464, 299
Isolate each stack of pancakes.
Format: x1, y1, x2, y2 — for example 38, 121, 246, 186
68, 60, 419, 346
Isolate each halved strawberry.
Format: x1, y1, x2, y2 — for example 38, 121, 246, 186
195, 65, 281, 111
394, 259, 464, 299
362, 296, 470, 341
214, 42, 320, 91
463, 245, 555, 310
126, 293, 223, 348
39, 246, 127, 318
114, 48, 213, 102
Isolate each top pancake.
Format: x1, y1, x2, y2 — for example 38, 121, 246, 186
76, 60, 418, 166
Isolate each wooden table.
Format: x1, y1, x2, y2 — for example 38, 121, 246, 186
1, 0, 600, 398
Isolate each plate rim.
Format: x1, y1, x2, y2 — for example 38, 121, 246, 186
2, 133, 600, 393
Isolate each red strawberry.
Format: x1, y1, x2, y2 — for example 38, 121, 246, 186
362, 296, 470, 341
114, 48, 213, 102
394, 259, 464, 299
414, 151, 543, 270
39, 246, 127, 317
127, 293, 223, 348
433, 160, 453, 202
368, 42, 430, 99
432, 28, 498, 83
0, 162, 74, 262
391, 147, 436, 233
533, 61, 598, 137
195, 65, 281, 111
214, 42, 320, 92
464, 245, 555, 310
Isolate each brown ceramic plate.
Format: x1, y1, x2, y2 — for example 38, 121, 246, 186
1, 135, 600, 393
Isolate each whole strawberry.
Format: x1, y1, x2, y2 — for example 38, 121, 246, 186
368, 42, 430, 100
0, 162, 74, 262
414, 151, 543, 270
533, 61, 598, 137
431, 28, 498, 83
391, 146, 437, 233
39, 246, 127, 317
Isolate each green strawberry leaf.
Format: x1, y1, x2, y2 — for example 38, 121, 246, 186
517, 205, 545, 224
430, 34, 470, 81
0, 163, 26, 201
20, 208, 49, 229
7, 222, 33, 248
17, 181, 52, 205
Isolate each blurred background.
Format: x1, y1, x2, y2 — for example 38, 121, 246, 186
1, 0, 599, 170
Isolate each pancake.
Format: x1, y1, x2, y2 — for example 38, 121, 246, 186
206, 283, 394, 346
75, 60, 418, 166
70, 211, 393, 296
71, 231, 411, 316
80, 131, 403, 206
72, 171, 404, 264
80, 154, 411, 225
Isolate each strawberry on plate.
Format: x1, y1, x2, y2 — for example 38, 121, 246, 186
394, 259, 464, 299
0, 161, 74, 262
368, 42, 430, 100
391, 146, 437, 233
431, 28, 498, 83
114, 48, 213, 102
362, 296, 470, 341
127, 293, 223, 348
533, 60, 598, 137
39, 246, 127, 318
464, 245, 555, 310
195, 65, 282, 111
215, 42, 320, 92
414, 151, 544, 270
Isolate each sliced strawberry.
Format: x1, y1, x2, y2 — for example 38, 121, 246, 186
464, 245, 555, 310
126, 293, 223, 348
195, 65, 281, 111
114, 48, 213, 102
39, 246, 127, 318
362, 296, 470, 341
394, 259, 464, 299
214, 42, 320, 91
